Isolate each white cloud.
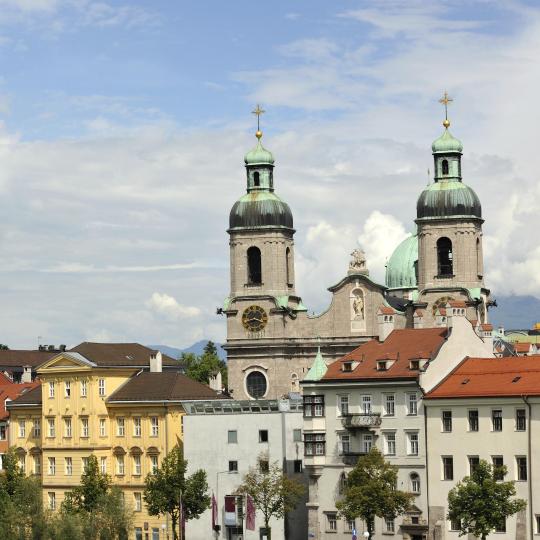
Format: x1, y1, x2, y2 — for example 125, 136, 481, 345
146, 292, 201, 321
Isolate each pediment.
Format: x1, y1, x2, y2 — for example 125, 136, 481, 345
37, 352, 96, 373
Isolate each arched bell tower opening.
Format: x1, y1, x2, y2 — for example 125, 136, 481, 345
436, 237, 453, 276
247, 246, 262, 285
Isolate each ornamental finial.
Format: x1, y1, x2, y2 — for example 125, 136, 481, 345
438, 91, 453, 128
252, 104, 265, 139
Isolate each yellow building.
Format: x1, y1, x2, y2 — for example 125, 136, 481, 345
7, 342, 221, 540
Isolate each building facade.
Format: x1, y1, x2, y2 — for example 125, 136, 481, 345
182, 397, 308, 540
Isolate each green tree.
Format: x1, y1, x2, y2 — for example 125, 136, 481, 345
62, 455, 132, 540
236, 454, 305, 540
447, 460, 527, 539
336, 448, 414, 540
144, 445, 210, 540
182, 341, 227, 388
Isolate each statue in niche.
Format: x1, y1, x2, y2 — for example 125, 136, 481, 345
349, 249, 369, 275
352, 291, 365, 320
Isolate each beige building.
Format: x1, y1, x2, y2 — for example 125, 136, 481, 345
424, 356, 540, 540
7, 342, 220, 540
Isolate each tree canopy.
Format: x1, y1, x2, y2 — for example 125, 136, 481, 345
236, 454, 305, 540
336, 448, 414, 540
181, 340, 227, 388
144, 445, 210, 540
447, 459, 527, 540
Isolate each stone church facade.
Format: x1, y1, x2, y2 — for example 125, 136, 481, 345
222, 116, 493, 400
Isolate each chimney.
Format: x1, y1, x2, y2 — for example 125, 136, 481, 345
208, 371, 222, 392
377, 309, 395, 342
21, 365, 32, 383
150, 351, 162, 373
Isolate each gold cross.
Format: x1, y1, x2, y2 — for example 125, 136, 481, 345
252, 104, 265, 132
438, 91, 453, 120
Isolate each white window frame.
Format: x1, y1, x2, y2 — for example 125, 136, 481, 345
407, 431, 419, 456
384, 394, 395, 416
133, 455, 141, 475
80, 380, 87, 398
150, 455, 158, 473
64, 381, 71, 398
133, 417, 142, 437
48, 381, 55, 398
338, 394, 349, 416
19, 420, 25, 438
407, 392, 418, 415
81, 417, 89, 438
65, 457, 72, 476
47, 418, 55, 438
99, 418, 106, 437
33, 418, 41, 438
64, 417, 72, 438
150, 416, 159, 437
48, 492, 56, 510
134, 492, 142, 512
98, 378, 105, 397
338, 433, 350, 455
384, 431, 396, 456
116, 455, 125, 475
100, 457, 107, 475
116, 417, 125, 437
48, 457, 56, 475
363, 433, 373, 453
361, 394, 372, 414
33, 455, 41, 475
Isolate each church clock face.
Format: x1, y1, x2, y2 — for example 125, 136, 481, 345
242, 305, 268, 333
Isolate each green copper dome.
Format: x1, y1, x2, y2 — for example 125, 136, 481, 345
229, 191, 293, 231
432, 129, 463, 153
244, 139, 275, 166
304, 346, 327, 381
385, 234, 418, 290
417, 180, 481, 220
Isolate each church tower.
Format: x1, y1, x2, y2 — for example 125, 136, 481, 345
415, 94, 490, 323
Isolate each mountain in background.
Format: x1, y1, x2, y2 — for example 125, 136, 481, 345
490, 295, 540, 330
149, 340, 226, 361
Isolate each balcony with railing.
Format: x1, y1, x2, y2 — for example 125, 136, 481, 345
340, 412, 382, 430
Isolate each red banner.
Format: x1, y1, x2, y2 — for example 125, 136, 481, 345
246, 495, 255, 530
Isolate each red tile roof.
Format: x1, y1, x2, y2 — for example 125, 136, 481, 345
0, 381, 40, 419
513, 343, 532, 353
425, 356, 540, 399
378, 306, 396, 315
448, 301, 467, 308
322, 328, 448, 381
481, 323, 493, 331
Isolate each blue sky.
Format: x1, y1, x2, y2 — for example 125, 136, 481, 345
1, 0, 540, 348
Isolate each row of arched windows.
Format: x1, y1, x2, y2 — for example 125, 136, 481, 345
247, 246, 293, 285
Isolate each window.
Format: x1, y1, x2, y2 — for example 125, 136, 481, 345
294, 460, 302, 473
363, 434, 373, 453
361, 395, 372, 414
384, 394, 395, 416
150, 417, 159, 437
407, 393, 418, 415
33, 455, 41, 475
246, 371, 267, 398
304, 433, 325, 456
326, 513, 337, 532
135, 528, 142, 540
468, 409, 479, 431
536, 515, 540, 534
0, 424, 5, 441
100, 457, 107, 475
492, 456, 504, 480
65, 457, 72, 475
253, 171, 260, 187
228, 430, 237, 444
384, 517, 395, 533
293, 429, 302, 442
442, 410, 452, 432
408, 432, 419, 456
150, 455, 158, 473
442, 159, 449, 175
133, 417, 142, 437
492, 409, 503, 431
116, 417, 125, 437
339, 472, 347, 494
80, 380, 87, 397
19, 420, 25, 438
450, 518, 461, 531
339, 395, 349, 416
345, 520, 355, 533
48, 381, 55, 398
82, 457, 89, 473
228, 460, 238, 472
99, 418, 106, 437
437, 237, 453, 276
134, 492, 142, 512
116, 455, 125, 475
259, 430, 268, 443
517, 456, 527, 480
64, 417, 72, 438
339, 434, 350, 455
152, 528, 159, 540
384, 432, 396, 456
133, 455, 141, 475
64, 381, 71, 397
495, 518, 506, 533
410, 473, 420, 494
286, 247, 293, 285
98, 378, 105, 397
259, 459, 269, 473
469, 456, 480, 474
247, 246, 262, 284
33, 418, 41, 438
18, 455, 25, 473
303, 395, 324, 417
47, 418, 55, 438
81, 417, 89, 438
443, 456, 454, 480
48, 457, 56, 475
48, 492, 56, 511
516, 409, 526, 431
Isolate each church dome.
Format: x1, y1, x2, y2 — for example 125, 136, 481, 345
229, 191, 293, 231
432, 129, 463, 153
385, 234, 418, 290
244, 140, 275, 166
416, 181, 482, 220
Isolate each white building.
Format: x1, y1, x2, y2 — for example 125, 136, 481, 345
424, 355, 540, 540
301, 308, 493, 540
182, 397, 307, 540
